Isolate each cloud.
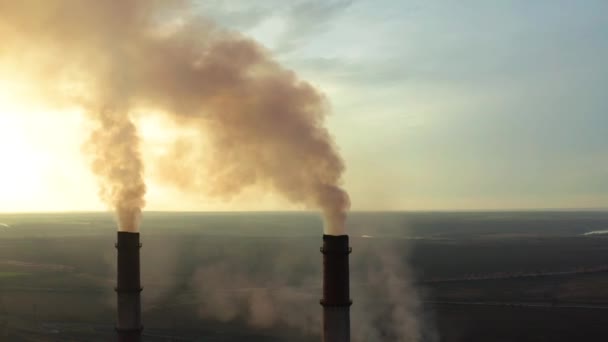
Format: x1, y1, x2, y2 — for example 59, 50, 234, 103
194, 0, 354, 54
276, 0, 354, 53
194, 1, 276, 30
292, 57, 410, 85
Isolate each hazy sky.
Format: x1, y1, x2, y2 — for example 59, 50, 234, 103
1, 0, 607, 212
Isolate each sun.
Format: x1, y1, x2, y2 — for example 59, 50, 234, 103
0, 103, 49, 209
0, 79, 103, 212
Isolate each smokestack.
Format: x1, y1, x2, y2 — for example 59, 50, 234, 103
321, 234, 351, 342
115, 231, 142, 342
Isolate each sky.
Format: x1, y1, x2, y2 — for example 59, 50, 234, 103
1, 0, 607, 212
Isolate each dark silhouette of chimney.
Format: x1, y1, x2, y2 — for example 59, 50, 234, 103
321, 234, 351, 342
115, 232, 142, 342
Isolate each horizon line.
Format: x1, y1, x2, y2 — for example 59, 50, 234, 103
1, 207, 608, 215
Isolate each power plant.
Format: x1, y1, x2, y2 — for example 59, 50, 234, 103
115, 232, 143, 342
321, 234, 352, 342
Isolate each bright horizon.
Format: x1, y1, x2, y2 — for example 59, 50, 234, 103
1, 1, 607, 213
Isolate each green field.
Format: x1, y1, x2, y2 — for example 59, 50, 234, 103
0, 272, 29, 278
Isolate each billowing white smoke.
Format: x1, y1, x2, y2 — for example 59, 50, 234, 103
0, 0, 349, 234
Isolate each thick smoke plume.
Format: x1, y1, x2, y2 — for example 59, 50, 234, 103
86, 107, 146, 232
0, 0, 349, 234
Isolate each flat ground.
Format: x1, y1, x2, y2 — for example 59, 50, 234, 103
1, 211, 608, 341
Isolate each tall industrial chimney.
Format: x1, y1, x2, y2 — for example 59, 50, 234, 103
115, 232, 143, 342
321, 234, 352, 342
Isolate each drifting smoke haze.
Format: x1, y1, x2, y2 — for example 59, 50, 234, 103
191, 260, 321, 334
177, 238, 434, 341
352, 245, 438, 342
0, 0, 349, 234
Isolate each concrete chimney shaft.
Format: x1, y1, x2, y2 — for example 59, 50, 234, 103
116, 231, 143, 342
321, 234, 352, 342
